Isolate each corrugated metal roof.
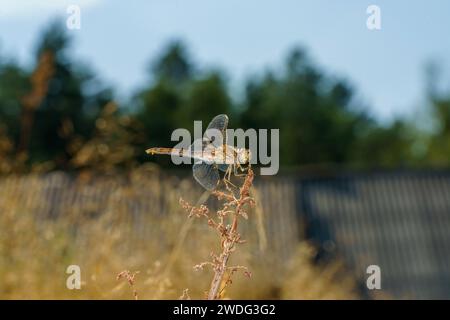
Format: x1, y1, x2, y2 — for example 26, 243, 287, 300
294, 171, 450, 299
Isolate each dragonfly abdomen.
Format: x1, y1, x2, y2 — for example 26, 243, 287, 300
146, 147, 185, 157
146, 147, 207, 161
146, 145, 239, 165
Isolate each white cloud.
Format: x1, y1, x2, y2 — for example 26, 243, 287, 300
0, 0, 103, 18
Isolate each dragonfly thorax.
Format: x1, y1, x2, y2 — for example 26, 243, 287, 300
197, 145, 251, 165
236, 148, 251, 165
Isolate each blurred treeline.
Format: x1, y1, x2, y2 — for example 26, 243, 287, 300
0, 21, 449, 174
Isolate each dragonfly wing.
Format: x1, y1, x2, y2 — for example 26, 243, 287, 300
204, 114, 228, 146
193, 162, 220, 190
207, 114, 228, 132
188, 140, 216, 164
218, 164, 229, 172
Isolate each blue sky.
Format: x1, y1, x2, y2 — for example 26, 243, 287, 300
0, 0, 449, 122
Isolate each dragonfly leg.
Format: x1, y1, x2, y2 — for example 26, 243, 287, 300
233, 163, 248, 177
223, 165, 238, 190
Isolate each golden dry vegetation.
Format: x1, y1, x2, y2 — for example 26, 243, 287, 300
0, 165, 360, 299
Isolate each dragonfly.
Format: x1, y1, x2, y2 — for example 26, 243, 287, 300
146, 114, 251, 190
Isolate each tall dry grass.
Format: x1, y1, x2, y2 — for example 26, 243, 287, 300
0, 166, 360, 299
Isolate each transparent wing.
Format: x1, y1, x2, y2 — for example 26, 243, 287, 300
218, 164, 229, 172
204, 114, 228, 147
207, 114, 228, 132
188, 139, 216, 163
193, 162, 220, 190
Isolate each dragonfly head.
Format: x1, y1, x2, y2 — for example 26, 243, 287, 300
237, 148, 251, 165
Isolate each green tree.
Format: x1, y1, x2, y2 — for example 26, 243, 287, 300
351, 120, 415, 167
151, 40, 193, 86
241, 48, 367, 166
178, 71, 232, 132
424, 95, 450, 166
134, 41, 193, 164
24, 21, 111, 168
0, 58, 29, 144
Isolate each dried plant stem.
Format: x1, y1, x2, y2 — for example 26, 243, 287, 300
117, 270, 139, 300
180, 168, 254, 300
208, 252, 231, 299
207, 214, 239, 300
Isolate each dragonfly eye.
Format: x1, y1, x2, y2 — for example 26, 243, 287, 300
237, 149, 251, 164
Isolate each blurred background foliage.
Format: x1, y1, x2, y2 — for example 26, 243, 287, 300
0, 21, 449, 174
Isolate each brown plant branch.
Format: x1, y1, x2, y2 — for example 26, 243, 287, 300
180, 167, 255, 300
117, 270, 140, 300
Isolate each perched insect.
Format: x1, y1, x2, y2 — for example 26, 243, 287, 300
146, 114, 251, 190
